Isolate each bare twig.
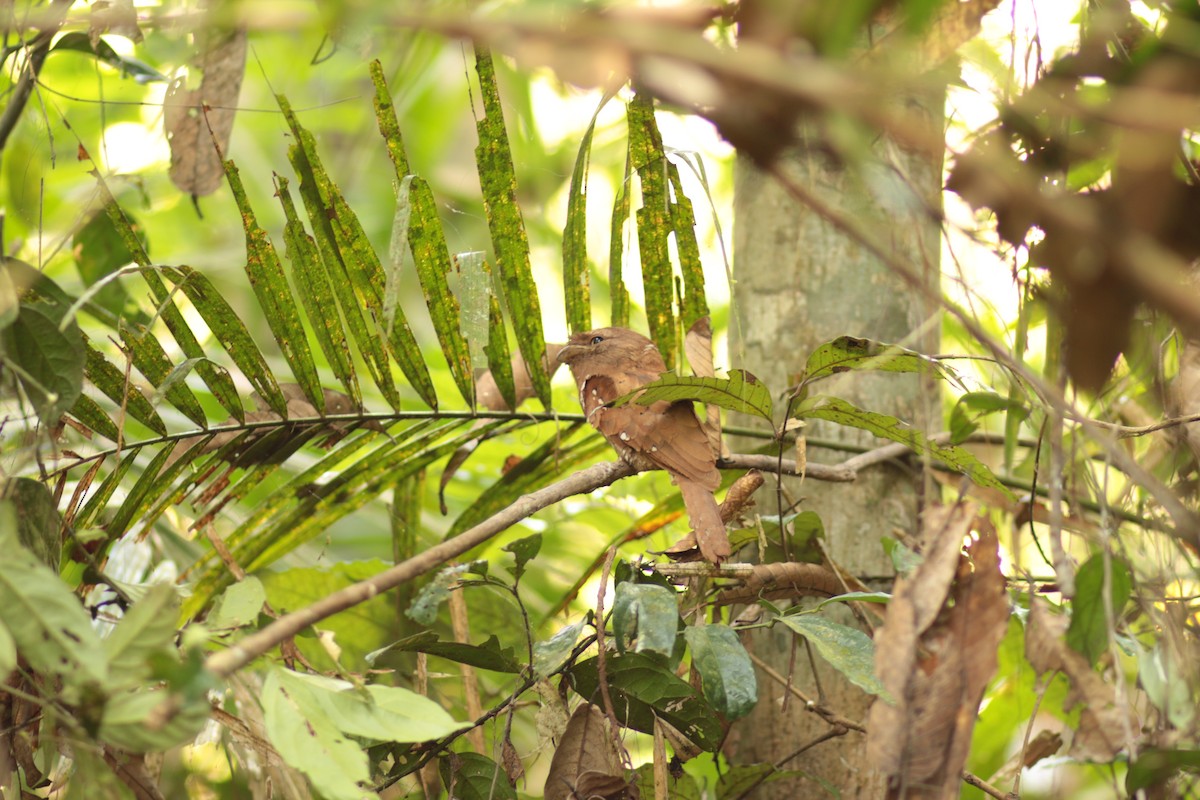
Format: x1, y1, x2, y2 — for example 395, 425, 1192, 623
962, 770, 1017, 800
746, 652, 865, 733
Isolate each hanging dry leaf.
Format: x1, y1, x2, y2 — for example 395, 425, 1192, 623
165, 28, 247, 198
866, 507, 1009, 799
544, 703, 633, 800
1025, 596, 1138, 760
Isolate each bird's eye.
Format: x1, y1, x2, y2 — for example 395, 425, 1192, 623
590, 335, 604, 345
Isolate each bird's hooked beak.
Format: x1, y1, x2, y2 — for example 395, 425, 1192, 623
556, 335, 591, 364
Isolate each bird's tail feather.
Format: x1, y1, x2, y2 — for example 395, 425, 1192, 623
680, 480, 731, 563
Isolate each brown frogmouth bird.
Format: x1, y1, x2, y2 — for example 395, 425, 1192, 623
557, 327, 731, 563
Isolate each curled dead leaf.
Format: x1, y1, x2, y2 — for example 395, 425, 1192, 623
544, 703, 633, 800
165, 29, 247, 198
1026, 596, 1138, 761
866, 507, 1009, 798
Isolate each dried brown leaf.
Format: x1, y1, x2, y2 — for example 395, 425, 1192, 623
544, 703, 629, 800
165, 30, 246, 197
867, 508, 1009, 798
1026, 597, 1138, 760
501, 735, 525, 786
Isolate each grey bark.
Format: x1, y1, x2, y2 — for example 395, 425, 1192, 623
729, 103, 944, 797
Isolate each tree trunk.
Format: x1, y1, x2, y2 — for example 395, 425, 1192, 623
728, 99, 944, 797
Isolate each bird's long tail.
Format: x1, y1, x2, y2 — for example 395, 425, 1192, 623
679, 479, 731, 563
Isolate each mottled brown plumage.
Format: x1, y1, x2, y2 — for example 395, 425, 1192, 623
557, 327, 731, 563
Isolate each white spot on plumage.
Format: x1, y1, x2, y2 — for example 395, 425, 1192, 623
619, 432, 629, 441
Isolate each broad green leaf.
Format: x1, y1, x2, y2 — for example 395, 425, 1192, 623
1127, 749, 1200, 793
881, 535, 923, 575
473, 47, 550, 408
776, 613, 890, 700
533, 619, 586, 677
563, 92, 613, 334
273, 668, 467, 742
225, 161, 323, 413
613, 582, 679, 660
684, 624, 757, 719
795, 395, 1012, 497
503, 533, 542, 582
4, 478, 61, 568
619, 370, 772, 422
51, 32, 167, 83
280, 97, 406, 411
209, 576, 266, 629
440, 753, 517, 800
367, 631, 521, 673
667, 161, 709, 330
800, 336, 955, 387
1139, 642, 1195, 730
99, 684, 211, 752
406, 561, 489, 626
628, 91, 675, 364
161, 265, 284, 417
1066, 554, 1132, 666
102, 584, 180, 688
949, 391, 1028, 445
1, 302, 84, 425
609, 152, 632, 327
567, 651, 722, 751
277, 177, 361, 405
0, 526, 108, 687
261, 668, 372, 800
119, 321, 207, 426
82, 337, 166, 434
810, 591, 892, 612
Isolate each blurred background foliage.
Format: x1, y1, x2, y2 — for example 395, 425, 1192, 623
5, 0, 1200, 798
